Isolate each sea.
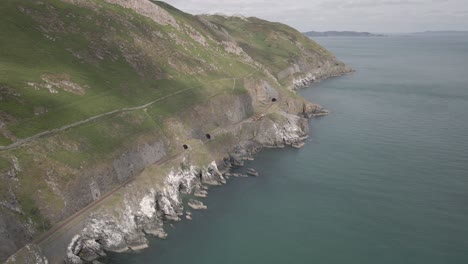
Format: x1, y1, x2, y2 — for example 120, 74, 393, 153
107, 35, 468, 263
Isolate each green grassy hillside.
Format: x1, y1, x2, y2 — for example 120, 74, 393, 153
0, 0, 348, 261
0, 0, 247, 141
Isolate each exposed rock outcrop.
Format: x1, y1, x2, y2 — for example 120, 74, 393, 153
246, 168, 259, 177
187, 199, 207, 210
63, 101, 316, 263
290, 62, 354, 90
64, 0, 180, 29
4, 244, 48, 264
63, 162, 224, 262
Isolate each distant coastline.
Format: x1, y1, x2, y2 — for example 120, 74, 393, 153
407, 30, 468, 36
303, 31, 386, 37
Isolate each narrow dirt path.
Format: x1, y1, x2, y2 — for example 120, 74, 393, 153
0, 88, 194, 151
6, 54, 299, 260
0, 55, 295, 152
36, 89, 278, 247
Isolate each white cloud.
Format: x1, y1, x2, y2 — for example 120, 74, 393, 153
162, 0, 468, 33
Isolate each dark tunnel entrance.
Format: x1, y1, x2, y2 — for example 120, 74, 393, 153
271, 98, 277, 102
206, 134, 212, 140
183, 144, 189, 150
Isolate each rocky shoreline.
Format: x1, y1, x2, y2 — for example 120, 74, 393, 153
5, 64, 350, 264
292, 65, 354, 91
3, 63, 351, 264
61, 102, 328, 264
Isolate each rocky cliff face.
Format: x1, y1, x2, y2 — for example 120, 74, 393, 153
0, 0, 351, 262
57, 80, 334, 263
62, 98, 321, 264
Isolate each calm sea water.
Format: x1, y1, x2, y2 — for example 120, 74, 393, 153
107, 36, 468, 264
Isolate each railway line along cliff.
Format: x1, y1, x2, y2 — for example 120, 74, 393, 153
0, 0, 352, 262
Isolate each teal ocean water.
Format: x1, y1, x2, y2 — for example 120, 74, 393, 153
108, 35, 468, 263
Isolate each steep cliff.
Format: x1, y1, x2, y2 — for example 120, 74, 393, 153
0, 0, 352, 262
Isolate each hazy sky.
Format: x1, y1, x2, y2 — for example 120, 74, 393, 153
163, 0, 468, 33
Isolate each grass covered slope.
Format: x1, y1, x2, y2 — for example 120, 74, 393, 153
200, 15, 348, 85
0, 0, 241, 141
0, 0, 350, 261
